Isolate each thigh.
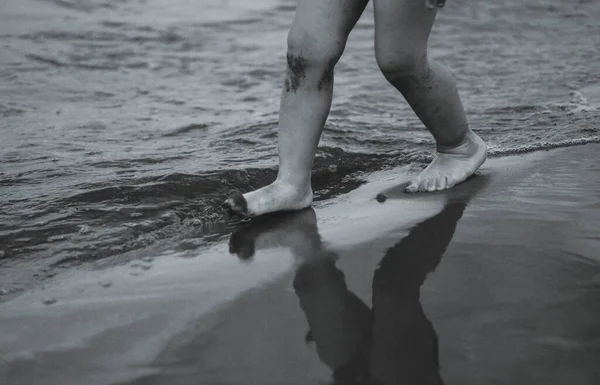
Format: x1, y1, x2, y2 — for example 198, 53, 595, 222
373, 0, 437, 55
291, 0, 370, 46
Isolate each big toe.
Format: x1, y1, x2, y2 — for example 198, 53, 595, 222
405, 180, 420, 193
225, 191, 249, 216
405, 178, 428, 193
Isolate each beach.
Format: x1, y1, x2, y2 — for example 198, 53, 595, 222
1, 143, 599, 385
1, 0, 600, 383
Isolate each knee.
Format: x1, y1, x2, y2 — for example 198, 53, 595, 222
375, 49, 427, 83
287, 27, 345, 68
285, 27, 346, 89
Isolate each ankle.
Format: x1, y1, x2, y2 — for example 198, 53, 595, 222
274, 177, 312, 194
436, 129, 471, 152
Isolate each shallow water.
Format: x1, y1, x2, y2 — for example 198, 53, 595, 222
1, 0, 600, 266
1, 145, 598, 385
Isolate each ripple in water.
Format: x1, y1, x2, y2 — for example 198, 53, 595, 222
0, 0, 599, 266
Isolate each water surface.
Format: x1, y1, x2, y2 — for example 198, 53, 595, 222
1, 0, 599, 268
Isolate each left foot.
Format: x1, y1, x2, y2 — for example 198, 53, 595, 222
406, 129, 487, 193
224, 180, 313, 217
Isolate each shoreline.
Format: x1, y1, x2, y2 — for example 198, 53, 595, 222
1, 143, 599, 384
2, 138, 599, 303
0, 143, 595, 300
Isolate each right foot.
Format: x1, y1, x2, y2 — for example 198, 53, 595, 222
225, 181, 313, 217
405, 129, 487, 193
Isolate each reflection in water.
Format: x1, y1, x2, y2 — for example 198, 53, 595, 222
367, 201, 467, 385
229, 178, 486, 384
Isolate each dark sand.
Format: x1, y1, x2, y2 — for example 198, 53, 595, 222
1, 144, 599, 385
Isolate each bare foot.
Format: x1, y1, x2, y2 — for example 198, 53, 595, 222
406, 129, 487, 193
225, 180, 313, 217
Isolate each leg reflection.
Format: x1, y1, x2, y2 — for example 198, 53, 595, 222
229, 209, 322, 262
369, 201, 468, 385
229, 209, 371, 382
227, 177, 487, 384
293, 253, 371, 382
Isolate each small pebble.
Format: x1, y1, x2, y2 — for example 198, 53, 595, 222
42, 297, 57, 306
376, 193, 387, 203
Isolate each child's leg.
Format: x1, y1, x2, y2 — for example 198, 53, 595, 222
226, 0, 369, 216
373, 0, 487, 192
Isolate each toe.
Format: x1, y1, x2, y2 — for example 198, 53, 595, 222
426, 178, 437, 192
436, 176, 447, 191
418, 179, 431, 192
225, 191, 249, 216
405, 181, 419, 193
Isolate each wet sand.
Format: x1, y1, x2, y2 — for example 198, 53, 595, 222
1, 144, 599, 385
